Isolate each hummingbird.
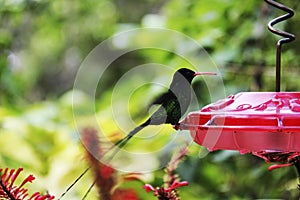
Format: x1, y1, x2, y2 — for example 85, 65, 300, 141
58, 68, 216, 200
108, 68, 216, 161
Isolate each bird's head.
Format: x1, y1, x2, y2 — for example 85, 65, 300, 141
175, 68, 216, 83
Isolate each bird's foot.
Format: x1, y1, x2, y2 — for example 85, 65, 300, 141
173, 124, 181, 130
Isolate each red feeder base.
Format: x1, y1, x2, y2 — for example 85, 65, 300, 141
180, 92, 300, 165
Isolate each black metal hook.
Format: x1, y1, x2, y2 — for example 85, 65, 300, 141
264, 0, 295, 92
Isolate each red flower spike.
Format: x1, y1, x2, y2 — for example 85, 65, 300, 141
100, 166, 114, 180
143, 184, 156, 193
144, 145, 189, 200
30, 192, 54, 200
11, 168, 23, 188
169, 181, 189, 190
5, 168, 15, 187
81, 128, 141, 200
0, 167, 54, 200
30, 193, 55, 200
30, 192, 40, 198
2, 168, 9, 184
112, 189, 140, 200
19, 174, 35, 188
143, 181, 189, 199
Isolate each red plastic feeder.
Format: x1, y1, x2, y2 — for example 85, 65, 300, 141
178, 1, 300, 173
180, 92, 300, 165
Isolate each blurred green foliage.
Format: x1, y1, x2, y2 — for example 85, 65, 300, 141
1, 0, 300, 199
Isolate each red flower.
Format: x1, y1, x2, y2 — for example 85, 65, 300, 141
81, 127, 140, 200
143, 181, 189, 200
143, 145, 190, 200
0, 167, 54, 200
112, 189, 140, 200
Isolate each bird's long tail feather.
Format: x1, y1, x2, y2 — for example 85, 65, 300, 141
62, 122, 149, 200
106, 125, 146, 162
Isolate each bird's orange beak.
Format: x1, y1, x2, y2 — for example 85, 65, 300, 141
194, 72, 217, 76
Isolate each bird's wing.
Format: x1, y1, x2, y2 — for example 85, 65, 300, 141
149, 91, 172, 106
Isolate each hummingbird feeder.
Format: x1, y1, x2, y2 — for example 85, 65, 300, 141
180, 0, 300, 181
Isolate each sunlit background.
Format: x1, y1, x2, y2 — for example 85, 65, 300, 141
1, 0, 300, 199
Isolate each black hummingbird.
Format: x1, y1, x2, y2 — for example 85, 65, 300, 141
108, 68, 216, 161
58, 68, 216, 200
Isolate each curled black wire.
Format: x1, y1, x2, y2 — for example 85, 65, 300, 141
264, 0, 295, 92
